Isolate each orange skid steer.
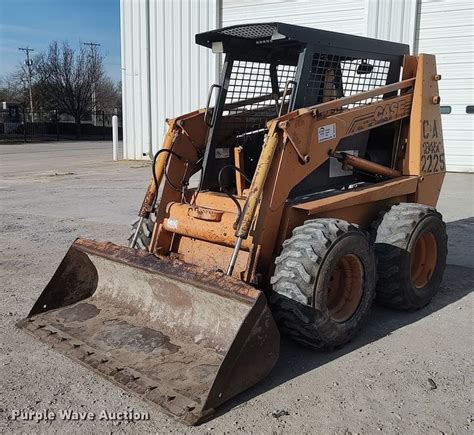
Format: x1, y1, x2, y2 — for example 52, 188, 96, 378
18, 23, 448, 424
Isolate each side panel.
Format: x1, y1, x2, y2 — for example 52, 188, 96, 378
413, 172, 445, 207
404, 54, 445, 206
405, 54, 446, 176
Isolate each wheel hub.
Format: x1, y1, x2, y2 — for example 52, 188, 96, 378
410, 231, 438, 288
327, 254, 364, 323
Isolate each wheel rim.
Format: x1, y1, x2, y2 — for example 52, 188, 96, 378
327, 254, 364, 323
410, 231, 438, 288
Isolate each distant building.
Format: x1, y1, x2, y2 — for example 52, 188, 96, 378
2, 101, 22, 121
1, 101, 22, 133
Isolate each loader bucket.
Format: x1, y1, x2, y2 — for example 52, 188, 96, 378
17, 239, 279, 425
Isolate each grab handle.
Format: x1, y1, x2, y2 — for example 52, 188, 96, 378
278, 80, 297, 117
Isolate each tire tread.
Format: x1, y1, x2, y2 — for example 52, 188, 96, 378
372, 203, 446, 310
271, 218, 375, 350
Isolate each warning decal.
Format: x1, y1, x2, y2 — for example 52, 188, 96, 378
215, 148, 230, 159
167, 218, 178, 229
317, 124, 336, 142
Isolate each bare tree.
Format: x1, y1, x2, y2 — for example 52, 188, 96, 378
0, 74, 24, 104
95, 76, 121, 112
1, 66, 50, 113
35, 41, 104, 137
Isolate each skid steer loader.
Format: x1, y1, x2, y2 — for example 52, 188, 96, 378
18, 23, 448, 424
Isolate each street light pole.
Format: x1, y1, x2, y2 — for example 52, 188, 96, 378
83, 41, 101, 126
18, 46, 34, 121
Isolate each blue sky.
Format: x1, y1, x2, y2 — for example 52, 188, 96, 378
0, 0, 121, 82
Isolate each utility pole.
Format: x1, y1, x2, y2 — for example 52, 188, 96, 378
18, 46, 34, 121
83, 41, 101, 126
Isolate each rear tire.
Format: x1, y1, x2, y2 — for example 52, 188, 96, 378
372, 203, 447, 310
127, 214, 156, 250
270, 218, 376, 350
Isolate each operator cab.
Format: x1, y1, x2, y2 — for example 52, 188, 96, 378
195, 23, 409, 198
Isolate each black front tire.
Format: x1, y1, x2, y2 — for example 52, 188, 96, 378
270, 218, 376, 350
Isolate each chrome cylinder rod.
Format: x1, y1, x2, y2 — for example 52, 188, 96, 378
226, 236, 243, 276
129, 216, 145, 248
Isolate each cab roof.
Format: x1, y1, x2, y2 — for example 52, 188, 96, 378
196, 22, 409, 63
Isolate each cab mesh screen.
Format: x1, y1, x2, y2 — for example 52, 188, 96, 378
221, 60, 296, 143
305, 53, 391, 108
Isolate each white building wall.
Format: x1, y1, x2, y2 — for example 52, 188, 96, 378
223, 0, 366, 35
120, 0, 152, 160
149, 0, 220, 156
416, 0, 474, 172
121, 0, 473, 171
121, 0, 219, 159
366, 0, 418, 50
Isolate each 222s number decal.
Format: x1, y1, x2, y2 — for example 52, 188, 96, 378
421, 119, 445, 174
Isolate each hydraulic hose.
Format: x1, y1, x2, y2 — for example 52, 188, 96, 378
152, 149, 183, 198
217, 164, 252, 228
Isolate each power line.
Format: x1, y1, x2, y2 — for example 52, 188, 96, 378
82, 41, 101, 52
19, 46, 34, 58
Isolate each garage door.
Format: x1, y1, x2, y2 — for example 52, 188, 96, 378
416, 0, 474, 172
